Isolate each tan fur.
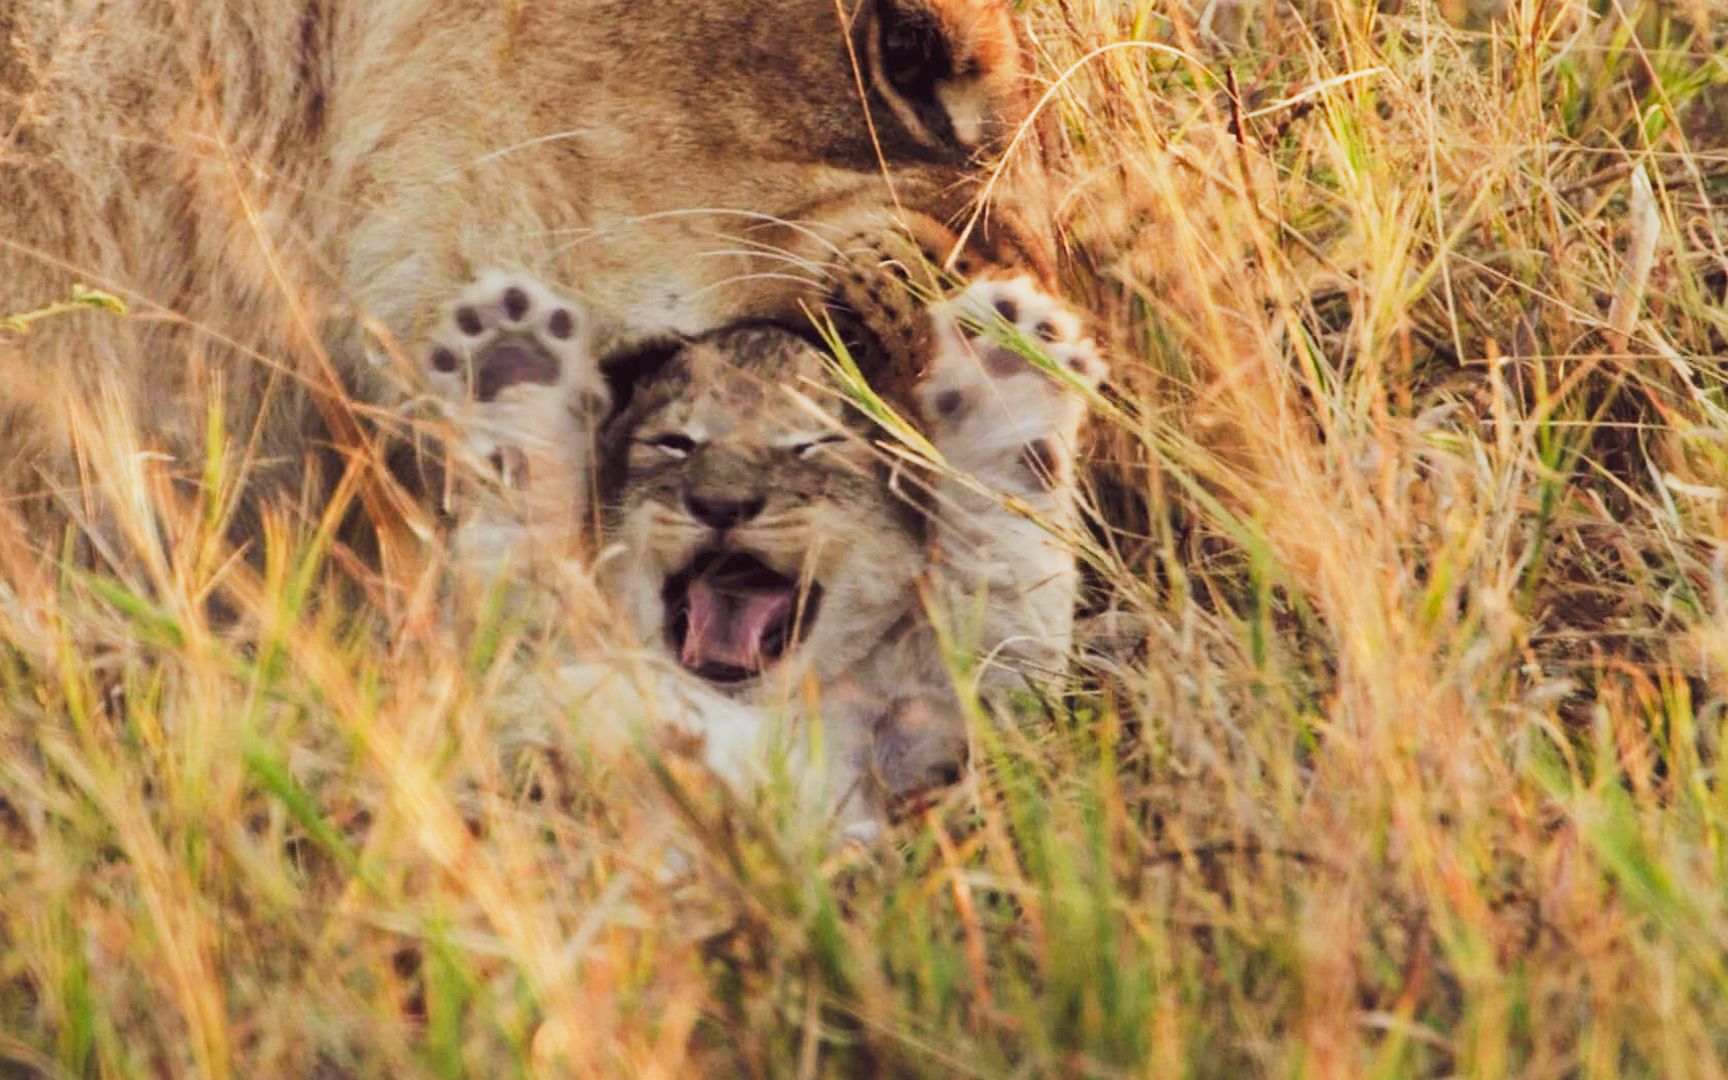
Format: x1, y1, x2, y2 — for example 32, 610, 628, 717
0, 0, 1053, 524
445, 275, 1104, 834
497, 323, 947, 834
597, 327, 927, 699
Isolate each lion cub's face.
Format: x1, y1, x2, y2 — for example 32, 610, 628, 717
600, 327, 925, 697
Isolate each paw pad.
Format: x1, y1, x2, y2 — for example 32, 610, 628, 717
917, 276, 1106, 492
1019, 437, 1066, 491
426, 271, 589, 403
425, 271, 608, 498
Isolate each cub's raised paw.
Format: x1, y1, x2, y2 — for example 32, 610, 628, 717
917, 276, 1105, 493
426, 271, 608, 483
428, 273, 607, 570
871, 696, 967, 813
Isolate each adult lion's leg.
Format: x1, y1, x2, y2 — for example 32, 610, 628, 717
725, 188, 1055, 402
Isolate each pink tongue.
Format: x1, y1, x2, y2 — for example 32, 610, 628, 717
682, 577, 795, 672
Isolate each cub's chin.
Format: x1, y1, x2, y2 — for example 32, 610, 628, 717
660, 550, 823, 690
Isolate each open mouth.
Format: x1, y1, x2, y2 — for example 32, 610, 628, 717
662, 552, 822, 686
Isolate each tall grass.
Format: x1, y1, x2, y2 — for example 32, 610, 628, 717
4, 0, 1728, 1076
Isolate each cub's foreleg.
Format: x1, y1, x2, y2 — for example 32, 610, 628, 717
422, 272, 610, 580
915, 277, 1107, 694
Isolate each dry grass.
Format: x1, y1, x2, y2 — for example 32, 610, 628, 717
4, 0, 1728, 1076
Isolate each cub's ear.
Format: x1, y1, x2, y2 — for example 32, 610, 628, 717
859, 0, 1032, 157
598, 337, 686, 419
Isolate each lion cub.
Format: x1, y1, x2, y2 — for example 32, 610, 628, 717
428, 270, 1104, 834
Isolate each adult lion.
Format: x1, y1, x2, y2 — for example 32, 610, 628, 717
0, 0, 1055, 521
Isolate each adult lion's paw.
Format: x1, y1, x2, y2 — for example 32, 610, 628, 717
917, 276, 1106, 493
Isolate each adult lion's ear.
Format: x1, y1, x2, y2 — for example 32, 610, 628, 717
860, 0, 1031, 157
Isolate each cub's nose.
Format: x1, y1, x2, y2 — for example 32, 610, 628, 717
685, 492, 766, 531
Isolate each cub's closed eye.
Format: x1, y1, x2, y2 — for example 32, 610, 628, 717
642, 432, 697, 457
792, 434, 848, 458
